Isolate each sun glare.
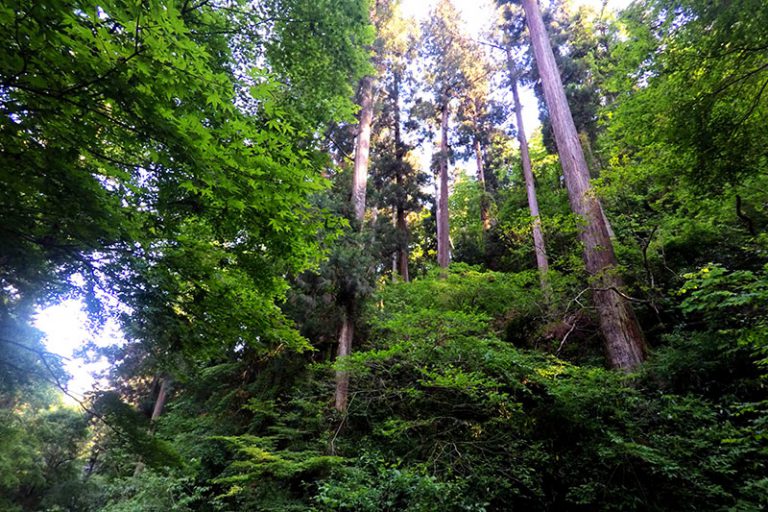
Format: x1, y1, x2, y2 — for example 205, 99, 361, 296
35, 299, 117, 401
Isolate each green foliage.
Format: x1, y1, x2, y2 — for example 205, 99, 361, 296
3, 1, 768, 512
91, 391, 183, 473
449, 174, 489, 264
596, 0, 768, 299
420, 0, 476, 107
316, 454, 484, 511
98, 470, 207, 512
318, 267, 766, 511
489, 131, 580, 273
1, 1, 369, 508
0, 405, 92, 512
369, 264, 545, 332
0, 0, 371, 382
607, 0, 768, 191
212, 433, 342, 510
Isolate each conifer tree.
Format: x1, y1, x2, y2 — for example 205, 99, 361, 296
336, 0, 392, 411
421, 0, 476, 271
520, 0, 646, 369
454, 43, 498, 233
511, 74, 550, 292
370, 4, 427, 282
495, 4, 551, 293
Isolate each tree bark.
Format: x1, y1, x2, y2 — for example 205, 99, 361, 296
150, 378, 169, 425
578, 130, 616, 239
393, 70, 410, 281
474, 137, 491, 231
437, 102, 451, 271
395, 202, 409, 281
352, 74, 375, 224
134, 377, 170, 476
335, 1, 390, 412
336, 77, 370, 411
521, 0, 646, 370
512, 78, 550, 295
335, 59, 374, 415
334, 307, 354, 411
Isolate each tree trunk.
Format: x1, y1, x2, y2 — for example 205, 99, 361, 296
336, 77, 371, 410
600, 201, 616, 239
352, 74, 375, 224
334, 2, 389, 412
395, 201, 409, 281
134, 377, 171, 476
512, 78, 550, 295
334, 307, 354, 411
150, 378, 169, 425
521, 0, 646, 370
579, 129, 616, 239
335, 63, 375, 414
437, 102, 451, 271
393, 70, 410, 281
474, 137, 491, 231
392, 211, 398, 281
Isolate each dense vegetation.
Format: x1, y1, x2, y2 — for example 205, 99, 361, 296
1, 0, 766, 510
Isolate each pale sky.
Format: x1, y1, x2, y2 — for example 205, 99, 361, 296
35, 300, 118, 402
401, 0, 635, 138
402, 0, 634, 24
38, 0, 635, 399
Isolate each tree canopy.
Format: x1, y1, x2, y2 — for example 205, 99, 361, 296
1, 0, 767, 510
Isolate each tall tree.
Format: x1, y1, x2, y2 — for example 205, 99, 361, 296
436, 102, 452, 270
454, 44, 499, 233
511, 75, 550, 291
525, 0, 608, 159
520, 0, 646, 369
369, 4, 426, 282
352, 80, 376, 223
392, 68, 412, 281
421, 0, 475, 271
336, 0, 389, 412
493, 3, 551, 291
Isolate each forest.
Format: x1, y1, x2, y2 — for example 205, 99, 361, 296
1, 0, 767, 510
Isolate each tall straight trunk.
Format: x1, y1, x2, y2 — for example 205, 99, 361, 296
336, 66, 376, 413
395, 199, 409, 281
474, 137, 491, 231
352, 74, 375, 223
335, 1, 391, 412
512, 78, 550, 293
521, 0, 646, 370
334, 305, 354, 411
437, 102, 451, 271
391, 210, 398, 280
393, 70, 410, 281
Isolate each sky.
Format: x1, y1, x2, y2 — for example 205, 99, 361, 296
35, 300, 119, 401
402, 0, 539, 137
400, 0, 634, 137
402, 0, 634, 25
37, 0, 635, 400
